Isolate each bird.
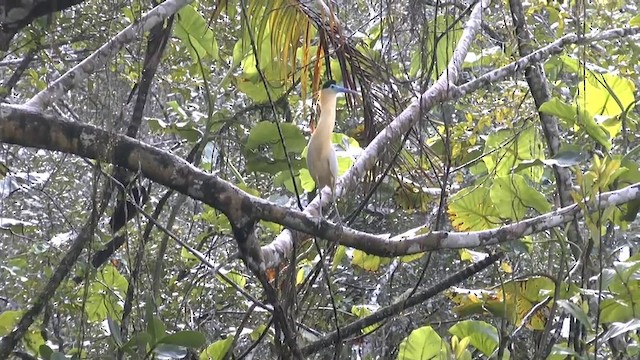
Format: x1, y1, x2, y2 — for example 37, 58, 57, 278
306, 80, 359, 222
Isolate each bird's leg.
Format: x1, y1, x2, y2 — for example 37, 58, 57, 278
318, 188, 323, 218
332, 198, 342, 225
316, 187, 324, 227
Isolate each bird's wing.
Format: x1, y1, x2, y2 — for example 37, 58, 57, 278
327, 146, 339, 190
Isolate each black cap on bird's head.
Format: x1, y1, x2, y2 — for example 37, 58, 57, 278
322, 80, 337, 89
320, 79, 359, 95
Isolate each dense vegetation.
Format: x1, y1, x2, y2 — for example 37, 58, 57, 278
1, 0, 639, 358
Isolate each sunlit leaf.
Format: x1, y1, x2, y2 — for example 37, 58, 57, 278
449, 320, 498, 357
199, 337, 233, 360
447, 186, 501, 231
175, 5, 219, 61
397, 326, 448, 360
0, 310, 22, 334
351, 305, 382, 334
352, 250, 389, 271
578, 72, 635, 118
483, 127, 544, 181
217, 269, 247, 288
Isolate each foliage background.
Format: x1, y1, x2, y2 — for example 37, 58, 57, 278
1, 0, 640, 358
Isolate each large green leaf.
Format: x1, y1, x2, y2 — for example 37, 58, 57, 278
158, 331, 206, 348
397, 326, 448, 360
540, 96, 612, 149
448, 186, 501, 231
245, 121, 306, 154
539, 97, 578, 125
175, 5, 219, 62
244, 121, 306, 174
83, 265, 128, 322
410, 15, 462, 79
483, 127, 544, 181
576, 104, 612, 150
490, 174, 551, 219
199, 337, 233, 360
578, 72, 636, 118
448, 320, 499, 357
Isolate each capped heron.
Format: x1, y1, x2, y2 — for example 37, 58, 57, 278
306, 80, 359, 221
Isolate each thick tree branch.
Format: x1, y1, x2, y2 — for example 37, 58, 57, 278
0, 0, 87, 51
3, 104, 640, 259
263, 0, 490, 267
264, 24, 640, 267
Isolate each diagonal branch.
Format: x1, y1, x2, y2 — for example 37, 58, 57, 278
262, 18, 640, 267
301, 252, 503, 355
262, 0, 489, 267
4, 104, 640, 258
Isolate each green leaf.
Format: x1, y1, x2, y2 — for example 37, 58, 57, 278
448, 320, 499, 357
235, 63, 286, 103
24, 328, 45, 355
250, 325, 268, 341
148, 316, 166, 343
199, 337, 233, 360
447, 186, 501, 231
547, 343, 579, 360
245, 122, 306, 154
401, 252, 425, 263
158, 331, 206, 348
578, 72, 636, 118
107, 316, 123, 347
273, 169, 303, 193
576, 105, 611, 150
397, 326, 448, 360
600, 298, 636, 323
631, 14, 640, 26
296, 260, 312, 285
352, 250, 390, 271
600, 114, 622, 138
244, 121, 306, 174
299, 168, 315, 192
483, 127, 544, 181
83, 265, 127, 322
539, 97, 577, 123
232, 39, 249, 67
121, 332, 152, 354
557, 300, 592, 331
428, 15, 462, 81
50, 352, 68, 360
175, 5, 219, 61
490, 174, 551, 220
332, 245, 347, 270
216, 269, 247, 288
351, 305, 382, 334
39, 344, 53, 360
409, 51, 421, 78
549, 149, 589, 167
